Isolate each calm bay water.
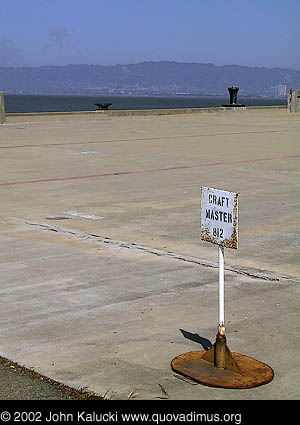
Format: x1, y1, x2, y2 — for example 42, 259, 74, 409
4, 94, 285, 114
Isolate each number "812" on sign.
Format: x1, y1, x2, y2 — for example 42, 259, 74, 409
212, 228, 224, 238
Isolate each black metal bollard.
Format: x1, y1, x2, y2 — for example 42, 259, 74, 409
228, 86, 238, 105
222, 86, 244, 108
95, 103, 112, 111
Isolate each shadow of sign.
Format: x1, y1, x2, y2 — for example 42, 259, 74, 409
180, 329, 212, 350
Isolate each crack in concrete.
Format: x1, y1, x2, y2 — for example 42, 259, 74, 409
17, 219, 300, 284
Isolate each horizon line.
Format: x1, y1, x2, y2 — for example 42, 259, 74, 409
0, 61, 299, 72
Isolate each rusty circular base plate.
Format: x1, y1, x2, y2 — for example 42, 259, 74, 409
171, 350, 274, 389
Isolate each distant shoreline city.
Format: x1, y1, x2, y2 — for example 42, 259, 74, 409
0, 61, 296, 99
3, 90, 288, 98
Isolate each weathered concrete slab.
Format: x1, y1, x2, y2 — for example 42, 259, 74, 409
0, 108, 299, 399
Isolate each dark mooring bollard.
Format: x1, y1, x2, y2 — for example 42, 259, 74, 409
229, 86, 238, 104
222, 86, 245, 108
95, 103, 112, 111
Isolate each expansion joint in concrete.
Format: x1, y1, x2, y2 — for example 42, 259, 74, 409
18, 219, 300, 284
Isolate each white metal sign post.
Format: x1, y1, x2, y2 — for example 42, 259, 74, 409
171, 186, 274, 389
201, 186, 238, 333
218, 246, 225, 330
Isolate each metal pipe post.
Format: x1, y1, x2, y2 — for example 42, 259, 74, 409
218, 245, 225, 328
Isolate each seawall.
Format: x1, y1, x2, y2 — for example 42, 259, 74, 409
5, 105, 286, 123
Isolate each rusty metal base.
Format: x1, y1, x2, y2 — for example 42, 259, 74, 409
171, 350, 274, 389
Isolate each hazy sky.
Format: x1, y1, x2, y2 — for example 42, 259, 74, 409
1, 0, 299, 69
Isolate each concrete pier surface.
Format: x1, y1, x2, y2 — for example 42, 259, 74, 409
0, 107, 299, 399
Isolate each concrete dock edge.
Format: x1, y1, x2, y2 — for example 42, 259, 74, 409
5, 105, 287, 123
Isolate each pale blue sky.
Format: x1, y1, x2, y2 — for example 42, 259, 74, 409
1, 0, 299, 69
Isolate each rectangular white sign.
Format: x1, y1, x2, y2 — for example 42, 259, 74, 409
201, 187, 238, 249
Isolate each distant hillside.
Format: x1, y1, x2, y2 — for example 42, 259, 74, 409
0, 61, 298, 96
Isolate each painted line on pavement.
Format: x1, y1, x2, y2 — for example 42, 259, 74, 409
0, 154, 299, 187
